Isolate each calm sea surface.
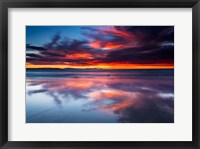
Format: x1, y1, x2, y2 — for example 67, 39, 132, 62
26, 70, 174, 123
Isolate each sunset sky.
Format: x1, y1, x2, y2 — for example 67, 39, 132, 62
26, 26, 174, 69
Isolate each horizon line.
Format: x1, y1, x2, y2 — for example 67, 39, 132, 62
26, 68, 174, 70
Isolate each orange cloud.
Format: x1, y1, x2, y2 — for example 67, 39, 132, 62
103, 27, 134, 40
66, 53, 93, 60
103, 42, 123, 49
89, 41, 101, 49
89, 40, 123, 50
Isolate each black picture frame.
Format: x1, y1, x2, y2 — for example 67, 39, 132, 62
0, 0, 199, 149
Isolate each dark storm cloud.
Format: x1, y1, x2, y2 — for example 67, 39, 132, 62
104, 46, 174, 64
26, 44, 46, 51
44, 33, 61, 49
123, 26, 174, 42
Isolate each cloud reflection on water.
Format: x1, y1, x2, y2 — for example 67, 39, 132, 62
26, 70, 174, 123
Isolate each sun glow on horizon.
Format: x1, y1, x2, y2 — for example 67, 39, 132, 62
26, 62, 174, 70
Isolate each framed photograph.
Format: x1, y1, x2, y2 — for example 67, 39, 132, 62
0, 0, 199, 148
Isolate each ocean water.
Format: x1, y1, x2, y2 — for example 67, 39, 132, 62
26, 69, 174, 123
